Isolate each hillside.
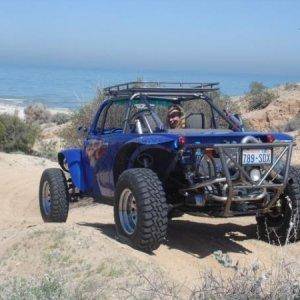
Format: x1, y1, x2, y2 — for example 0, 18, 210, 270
240, 83, 300, 165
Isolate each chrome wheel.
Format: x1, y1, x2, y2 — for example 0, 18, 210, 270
42, 181, 51, 215
118, 188, 138, 235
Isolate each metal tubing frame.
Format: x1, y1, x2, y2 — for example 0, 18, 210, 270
123, 93, 140, 133
123, 92, 165, 133
109, 90, 242, 134
209, 190, 267, 202
179, 177, 227, 192
184, 141, 294, 216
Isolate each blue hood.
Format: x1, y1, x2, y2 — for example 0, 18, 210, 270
157, 129, 293, 145
124, 129, 293, 150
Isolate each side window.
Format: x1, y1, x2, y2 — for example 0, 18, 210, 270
103, 102, 127, 132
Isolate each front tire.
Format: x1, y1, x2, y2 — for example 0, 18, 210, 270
257, 166, 300, 244
39, 168, 69, 222
114, 168, 168, 252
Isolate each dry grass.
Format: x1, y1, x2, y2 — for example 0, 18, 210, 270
1, 225, 298, 300
191, 257, 299, 299
0, 213, 299, 300
0, 226, 181, 299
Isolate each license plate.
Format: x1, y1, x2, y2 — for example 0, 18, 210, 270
242, 149, 272, 165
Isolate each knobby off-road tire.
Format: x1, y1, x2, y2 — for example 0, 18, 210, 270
39, 168, 69, 222
257, 166, 300, 244
114, 168, 168, 252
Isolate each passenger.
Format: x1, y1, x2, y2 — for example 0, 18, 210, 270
167, 104, 186, 129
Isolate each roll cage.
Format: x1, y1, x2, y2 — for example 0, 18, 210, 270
102, 81, 243, 133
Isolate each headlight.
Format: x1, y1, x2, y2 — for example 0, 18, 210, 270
250, 168, 261, 182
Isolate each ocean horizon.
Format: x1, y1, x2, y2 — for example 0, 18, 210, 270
0, 64, 299, 110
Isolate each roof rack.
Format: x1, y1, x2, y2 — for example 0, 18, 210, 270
103, 81, 219, 98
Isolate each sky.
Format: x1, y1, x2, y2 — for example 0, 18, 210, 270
0, 0, 299, 75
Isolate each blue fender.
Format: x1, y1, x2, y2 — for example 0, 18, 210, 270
120, 135, 177, 168
125, 134, 176, 146
59, 148, 89, 192
112, 134, 177, 184
128, 144, 174, 168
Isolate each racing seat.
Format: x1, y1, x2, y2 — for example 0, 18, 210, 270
185, 113, 205, 129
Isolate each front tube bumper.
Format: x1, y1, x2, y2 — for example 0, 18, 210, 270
184, 142, 294, 216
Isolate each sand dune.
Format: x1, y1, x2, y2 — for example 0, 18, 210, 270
0, 152, 299, 295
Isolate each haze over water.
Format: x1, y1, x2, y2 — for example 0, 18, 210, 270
0, 64, 299, 109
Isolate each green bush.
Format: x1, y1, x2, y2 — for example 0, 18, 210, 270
51, 112, 71, 125
246, 81, 277, 111
0, 114, 39, 153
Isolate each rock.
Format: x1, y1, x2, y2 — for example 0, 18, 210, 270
242, 86, 300, 132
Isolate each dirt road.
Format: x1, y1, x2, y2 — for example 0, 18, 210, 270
0, 152, 299, 287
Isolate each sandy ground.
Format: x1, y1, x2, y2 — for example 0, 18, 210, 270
0, 152, 299, 290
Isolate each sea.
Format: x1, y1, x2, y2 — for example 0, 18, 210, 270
0, 65, 299, 110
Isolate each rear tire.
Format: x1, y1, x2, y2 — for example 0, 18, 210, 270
257, 166, 300, 244
39, 168, 69, 222
114, 168, 168, 252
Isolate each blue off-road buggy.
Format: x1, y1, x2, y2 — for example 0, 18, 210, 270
39, 82, 300, 251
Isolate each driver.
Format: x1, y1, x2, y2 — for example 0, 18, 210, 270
167, 104, 186, 129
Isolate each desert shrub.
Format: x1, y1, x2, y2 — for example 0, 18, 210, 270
51, 112, 71, 125
24, 103, 51, 124
0, 114, 39, 153
285, 113, 300, 132
60, 90, 105, 147
241, 118, 253, 130
191, 258, 300, 299
37, 140, 58, 160
0, 273, 66, 299
245, 81, 277, 111
120, 255, 300, 299
284, 82, 299, 91
0, 121, 5, 144
249, 81, 266, 95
